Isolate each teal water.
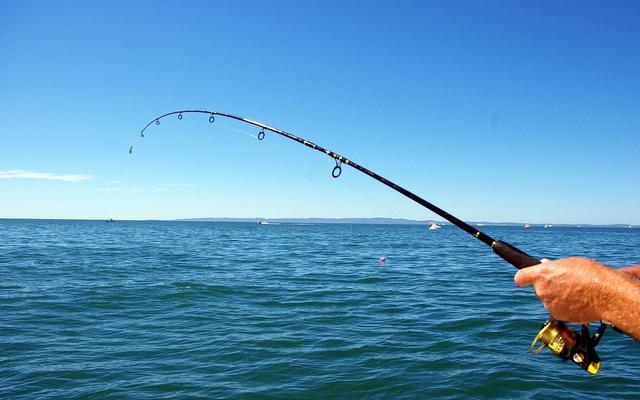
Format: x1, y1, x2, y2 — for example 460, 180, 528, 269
1, 220, 639, 399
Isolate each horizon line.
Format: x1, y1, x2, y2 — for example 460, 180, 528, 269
0, 216, 636, 227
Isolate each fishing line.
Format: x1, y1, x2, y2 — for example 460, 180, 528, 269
128, 122, 147, 156
101, 128, 146, 221
216, 121, 260, 140
340, 176, 405, 221
105, 142, 142, 221
134, 108, 612, 374
98, 123, 151, 220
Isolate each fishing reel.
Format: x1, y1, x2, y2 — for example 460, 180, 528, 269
530, 320, 607, 374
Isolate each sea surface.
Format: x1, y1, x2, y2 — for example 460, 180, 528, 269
1, 219, 639, 399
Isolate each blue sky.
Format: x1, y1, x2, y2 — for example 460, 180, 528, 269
1, 1, 638, 224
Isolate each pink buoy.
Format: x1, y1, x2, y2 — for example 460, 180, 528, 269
378, 256, 385, 265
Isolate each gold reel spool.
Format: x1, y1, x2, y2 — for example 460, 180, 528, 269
530, 321, 601, 374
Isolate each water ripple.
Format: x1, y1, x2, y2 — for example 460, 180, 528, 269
1, 220, 639, 398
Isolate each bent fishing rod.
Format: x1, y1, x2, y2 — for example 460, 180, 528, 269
136, 109, 607, 374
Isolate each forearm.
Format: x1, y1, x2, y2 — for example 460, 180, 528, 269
599, 271, 640, 341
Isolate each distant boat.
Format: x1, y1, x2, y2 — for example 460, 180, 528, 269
258, 220, 280, 225
428, 221, 442, 230
523, 224, 531, 229
544, 224, 552, 228
106, 218, 116, 223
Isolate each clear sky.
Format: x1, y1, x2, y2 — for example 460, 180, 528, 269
1, 1, 638, 224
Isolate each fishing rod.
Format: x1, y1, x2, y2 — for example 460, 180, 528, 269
136, 109, 608, 374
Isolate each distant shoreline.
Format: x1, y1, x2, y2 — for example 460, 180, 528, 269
175, 217, 636, 228
0, 217, 636, 228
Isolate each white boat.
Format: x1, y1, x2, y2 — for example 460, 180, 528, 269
523, 224, 531, 229
258, 221, 269, 225
428, 221, 442, 230
544, 224, 552, 228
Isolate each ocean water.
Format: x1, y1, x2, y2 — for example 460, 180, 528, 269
1, 219, 639, 399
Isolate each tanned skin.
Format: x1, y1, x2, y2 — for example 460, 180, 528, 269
515, 257, 640, 341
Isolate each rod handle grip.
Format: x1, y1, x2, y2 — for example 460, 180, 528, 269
492, 240, 540, 270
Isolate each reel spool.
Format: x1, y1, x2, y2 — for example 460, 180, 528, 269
531, 321, 606, 374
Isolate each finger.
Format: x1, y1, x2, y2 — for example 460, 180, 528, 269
514, 266, 540, 287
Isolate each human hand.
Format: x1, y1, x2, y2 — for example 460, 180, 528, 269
514, 257, 614, 323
